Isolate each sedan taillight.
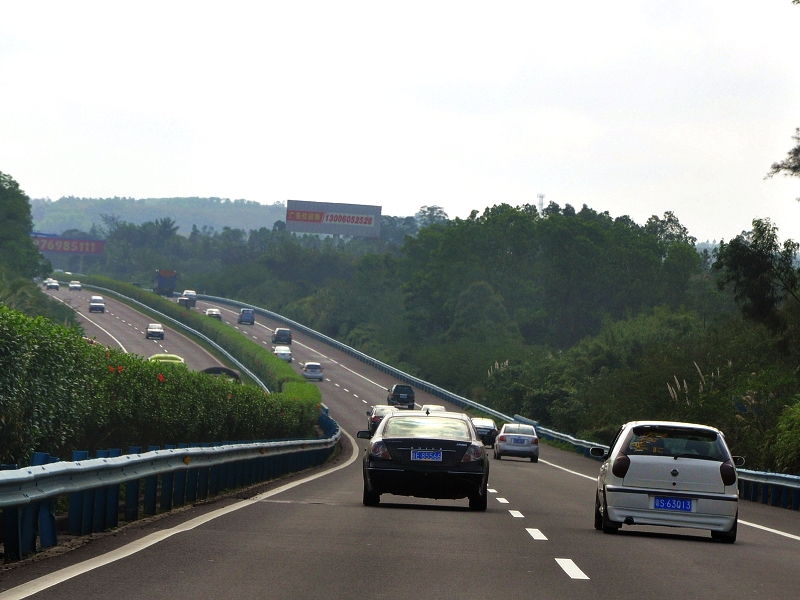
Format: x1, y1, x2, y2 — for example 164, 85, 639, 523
532, 437, 539, 445
498, 435, 506, 442
370, 441, 390, 460
611, 452, 631, 478
461, 445, 483, 462
720, 459, 737, 486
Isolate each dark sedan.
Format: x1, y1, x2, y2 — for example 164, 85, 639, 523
357, 411, 490, 511
366, 405, 394, 435
471, 417, 499, 448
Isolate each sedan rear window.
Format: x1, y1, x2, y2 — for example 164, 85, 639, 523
503, 424, 536, 436
625, 426, 729, 460
382, 416, 471, 440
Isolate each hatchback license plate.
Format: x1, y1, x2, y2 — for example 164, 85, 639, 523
653, 497, 692, 512
411, 450, 442, 461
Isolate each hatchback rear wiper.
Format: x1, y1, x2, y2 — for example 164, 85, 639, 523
673, 453, 717, 461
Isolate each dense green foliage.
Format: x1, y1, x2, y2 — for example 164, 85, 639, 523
0, 305, 320, 466
0, 171, 75, 324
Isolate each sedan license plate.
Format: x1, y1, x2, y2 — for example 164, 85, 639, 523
411, 450, 442, 461
512, 437, 527, 444
653, 497, 692, 512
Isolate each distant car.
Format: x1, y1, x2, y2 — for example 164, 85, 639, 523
68, 280, 82, 291
366, 405, 394, 435
302, 362, 324, 381
471, 418, 499, 448
420, 404, 446, 414
205, 308, 223, 320
271, 328, 292, 345
89, 295, 105, 313
273, 345, 293, 362
46, 279, 59, 290
387, 384, 415, 409
148, 353, 185, 365
357, 411, 490, 510
495, 423, 539, 462
237, 308, 255, 325
590, 420, 743, 543
181, 290, 197, 308
182, 290, 197, 299
145, 323, 165, 340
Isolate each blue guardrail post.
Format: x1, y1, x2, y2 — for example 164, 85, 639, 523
39, 454, 60, 549
68, 451, 89, 535
125, 446, 141, 522
105, 449, 121, 529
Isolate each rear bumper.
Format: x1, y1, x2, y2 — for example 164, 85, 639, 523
366, 465, 486, 500
605, 485, 738, 532
496, 442, 539, 458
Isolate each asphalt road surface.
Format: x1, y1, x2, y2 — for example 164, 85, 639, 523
2, 291, 798, 599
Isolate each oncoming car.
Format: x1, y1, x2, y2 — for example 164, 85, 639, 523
591, 421, 744, 543
145, 323, 165, 340
494, 423, 539, 462
273, 345, 293, 362
302, 362, 324, 381
357, 411, 490, 510
205, 308, 222, 320
45, 279, 59, 290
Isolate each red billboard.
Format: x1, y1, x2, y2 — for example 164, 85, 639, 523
32, 236, 105, 255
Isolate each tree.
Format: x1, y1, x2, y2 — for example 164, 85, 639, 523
713, 218, 800, 331
0, 171, 49, 278
415, 205, 449, 228
766, 127, 800, 201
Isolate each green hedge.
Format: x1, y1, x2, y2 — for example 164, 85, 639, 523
0, 306, 320, 466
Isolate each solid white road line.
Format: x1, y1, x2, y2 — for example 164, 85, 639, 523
555, 558, 589, 579
740, 520, 800, 541
539, 459, 596, 481
0, 430, 360, 600
496, 498, 509, 504
526, 528, 548, 540
509, 510, 524, 518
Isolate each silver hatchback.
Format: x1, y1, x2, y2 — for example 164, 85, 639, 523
591, 421, 744, 543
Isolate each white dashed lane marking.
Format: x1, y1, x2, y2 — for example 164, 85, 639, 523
344, 389, 350, 393
509, 510, 524, 518
526, 528, 547, 540
362, 400, 367, 403
555, 558, 589, 580
496, 498, 509, 504
334, 383, 340, 387
488, 489, 497, 493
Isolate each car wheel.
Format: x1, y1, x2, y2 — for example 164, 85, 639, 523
494, 451, 501, 460
469, 484, 488, 512
711, 515, 737, 543
362, 481, 380, 507
601, 493, 620, 534
530, 455, 538, 463
594, 493, 603, 530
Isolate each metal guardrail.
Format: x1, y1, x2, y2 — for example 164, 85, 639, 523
198, 294, 800, 512
84, 284, 270, 393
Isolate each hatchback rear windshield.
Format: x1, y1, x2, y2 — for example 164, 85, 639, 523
503, 424, 536, 435
382, 416, 471, 440
624, 426, 729, 461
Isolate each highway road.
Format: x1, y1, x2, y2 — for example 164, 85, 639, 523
1, 291, 798, 599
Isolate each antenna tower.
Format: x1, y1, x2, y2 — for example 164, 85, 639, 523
537, 193, 545, 213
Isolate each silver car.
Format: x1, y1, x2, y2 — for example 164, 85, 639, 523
494, 423, 539, 462
591, 420, 744, 543
302, 362, 324, 381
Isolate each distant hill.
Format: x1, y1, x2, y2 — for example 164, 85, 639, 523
30, 196, 287, 236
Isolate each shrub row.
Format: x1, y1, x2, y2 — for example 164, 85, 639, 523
0, 305, 320, 466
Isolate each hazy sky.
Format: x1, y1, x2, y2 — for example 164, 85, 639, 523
1, 1, 798, 243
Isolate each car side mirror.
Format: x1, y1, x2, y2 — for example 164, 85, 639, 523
589, 447, 608, 458
356, 430, 371, 440
732, 456, 745, 467
366, 410, 371, 416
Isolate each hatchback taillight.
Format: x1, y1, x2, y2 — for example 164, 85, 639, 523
370, 441, 390, 460
611, 452, 631, 478
461, 445, 483, 462
720, 459, 737, 486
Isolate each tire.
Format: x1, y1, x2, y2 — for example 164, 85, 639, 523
494, 451, 501, 460
362, 481, 380, 507
594, 493, 603, 530
469, 484, 488, 512
601, 493, 620, 534
711, 515, 737, 543
530, 455, 538, 463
